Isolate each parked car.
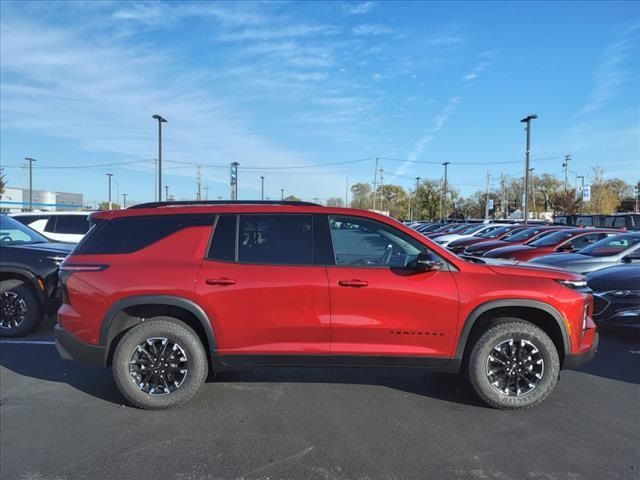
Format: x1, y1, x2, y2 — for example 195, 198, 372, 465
602, 214, 640, 231
11, 211, 93, 243
483, 228, 618, 261
434, 223, 508, 247
447, 225, 528, 254
414, 223, 443, 234
56, 201, 597, 410
424, 223, 470, 238
0, 215, 74, 336
530, 233, 640, 274
587, 265, 640, 332
462, 226, 569, 257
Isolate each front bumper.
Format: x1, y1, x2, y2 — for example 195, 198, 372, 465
55, 323, 106, 365
563, 331, 599, 369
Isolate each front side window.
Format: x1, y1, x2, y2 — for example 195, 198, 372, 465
328, 215, 429, 268
238, 215, 313, 265
566, 233, 608, 250
578, 234, 640, 257
529, 230, 577, 247
0, 215, 48, 245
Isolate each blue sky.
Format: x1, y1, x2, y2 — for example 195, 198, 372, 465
1, 1, 638, 206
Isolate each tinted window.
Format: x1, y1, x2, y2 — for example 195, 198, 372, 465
567, 233, 607, 249
54, 215, 90, 234
44, 217, 57, 232
329, 215, 429, 268
529, 230, 577, 247
0, 215, 49, 245
613, 217, 627, 228
75, 215, 213, 255
207, 215, 236, 262
12, 215, 50, 226
579, 234, 640, 257
238, 215, 313, 265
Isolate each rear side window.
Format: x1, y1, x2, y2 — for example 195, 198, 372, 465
75, 214, 214, 255
44, 217, 57, 233
54, 215, 90, 234
207, 215, 236, 262
238, 214, 313, 265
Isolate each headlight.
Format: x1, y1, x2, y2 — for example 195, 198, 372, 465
611, 290, 640, 298
557, 279, 588, 289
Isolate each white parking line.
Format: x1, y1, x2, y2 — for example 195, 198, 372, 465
0, 340, 55, 345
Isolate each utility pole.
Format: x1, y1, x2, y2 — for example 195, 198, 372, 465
204, 185, 209, 200
121, 193, 127, 208
484, 172, 491, 220
529, 168, 536, 218
281, 188, 284, 201
414, 176, 421, 221
442, 162, 450, 220
106, 173, 113, 210
378, 169, 384, 212
500, 174, 506, 219
577, 175, 585, 214
230, 162, 239, 200
520, 114, 538, 224
152, 115, 167, 201
345, 177, 349, 207
562, 155, 571, 193
24, 157, 36, 211
260, 176, 265, 200
165, 185, 169, 201
372, 157, 379, 210
196, 165, 202, 201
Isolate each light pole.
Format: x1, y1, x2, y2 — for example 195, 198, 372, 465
577, 175, 585, 214
281, 188, 284, 201
122, 193, 128, 208
260, 176, 265, 200
442, 162, 450, 220
152, 114, 167, 201
414, 176, 421, 221
165, 185, 169, 201
529, 167, 536, 218
106, 173, 114, 210
520, 114, 538, 224
24, 157, 36, 211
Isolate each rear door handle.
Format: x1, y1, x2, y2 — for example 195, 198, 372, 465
205, 277, 236, 286
338, 279, 368, 288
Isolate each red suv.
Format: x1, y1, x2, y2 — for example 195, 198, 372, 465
55, 202, 598, 410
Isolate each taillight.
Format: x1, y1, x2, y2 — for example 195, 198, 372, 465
59, 264, 109, 305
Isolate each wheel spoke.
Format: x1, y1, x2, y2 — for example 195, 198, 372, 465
129, 337, 188, 396
486, 338, 544, 397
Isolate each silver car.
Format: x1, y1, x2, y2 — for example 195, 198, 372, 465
529, 233, 640, 274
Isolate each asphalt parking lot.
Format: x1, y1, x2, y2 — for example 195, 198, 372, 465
1, 317, 638, 480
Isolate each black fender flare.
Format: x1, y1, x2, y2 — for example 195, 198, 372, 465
453, 299, 571, 362
100, 295, 217, 354
0, 265, 45, 304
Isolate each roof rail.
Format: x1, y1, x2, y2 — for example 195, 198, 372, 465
128, 200, 321, 209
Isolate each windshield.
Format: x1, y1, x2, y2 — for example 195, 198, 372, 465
528, 230, 577, 247
504, 227, 543, 242
479, 225, 511, 239
578, 234, 640, 257
0, 215, 49, 245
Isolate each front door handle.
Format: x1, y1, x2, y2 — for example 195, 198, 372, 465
206, 277, 236, 286
338, 279, 368, 288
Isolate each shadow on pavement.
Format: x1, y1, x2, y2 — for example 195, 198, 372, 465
577, 329, 640, 385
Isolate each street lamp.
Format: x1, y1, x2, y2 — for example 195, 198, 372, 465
520, 114, 538, 224
106, 173, 114, 210
122, 193, 128, 208
260, 176, 265, 200
152, 114, 167, 201
24, 157, 36, 211
442, 162, 450, 220
577, 175, 585, 214
281, 188, 284, 201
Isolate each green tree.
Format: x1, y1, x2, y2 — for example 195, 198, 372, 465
377, 184, 408, 218
550, 188, 580, 215
414, 180, 442, 220
586, 166, 628, 214
534, 173, 562, 212
350, 182, 372, 209
326, 197, 344, 207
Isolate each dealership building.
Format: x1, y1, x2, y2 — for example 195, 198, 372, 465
0, 187, 84, 212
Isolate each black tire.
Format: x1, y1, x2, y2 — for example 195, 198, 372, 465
467, 319, 560, 410
0, 279, 42, 337
112, 317, 208, 410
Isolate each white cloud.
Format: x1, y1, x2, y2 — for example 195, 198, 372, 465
578, 23, 639, 116
428, 35, 463, 46
343, 2, 375, 15
219, 24, 340, 42
352, 24, 393, 36
462, 50, 496, 82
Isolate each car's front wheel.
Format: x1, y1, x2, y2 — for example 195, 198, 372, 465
112, 317, 208, 409
467, 319, 560, 409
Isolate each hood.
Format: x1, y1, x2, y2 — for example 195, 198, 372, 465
586, 265, 640, 291
529, 253, 592, 266
465, 239, 508, 252
449, 237, 489, 248
9, 242, 75, 255
474, 257, 582, 280
483, 244, 533, 258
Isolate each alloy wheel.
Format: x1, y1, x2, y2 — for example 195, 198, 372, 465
0, 292, 27, 330
128, 337, 188, 395
486, 338, 544, 396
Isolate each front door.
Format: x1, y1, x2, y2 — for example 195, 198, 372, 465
324, 215, 459, 362
194, 214, 331, 361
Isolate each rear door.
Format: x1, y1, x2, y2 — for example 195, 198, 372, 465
323, 214, 459, 363
194, 214, 331, 362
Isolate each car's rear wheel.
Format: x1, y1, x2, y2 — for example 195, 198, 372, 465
467, 319, 560, 409
0, 279, 42, 337
112, 317, 208, 410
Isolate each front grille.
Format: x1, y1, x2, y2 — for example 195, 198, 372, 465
592, 294, 610, 317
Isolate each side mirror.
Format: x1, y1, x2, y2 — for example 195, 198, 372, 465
557, 244, 575, 252
622, 253, 640, 264
416, 253, 443, 272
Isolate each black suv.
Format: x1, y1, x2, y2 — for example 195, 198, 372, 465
0, 215, 73, 336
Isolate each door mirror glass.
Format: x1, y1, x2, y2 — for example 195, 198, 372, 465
416, 253, 443, 272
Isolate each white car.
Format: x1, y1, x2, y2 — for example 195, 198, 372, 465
11, 211, 93, 243
435, 223, 509, 247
